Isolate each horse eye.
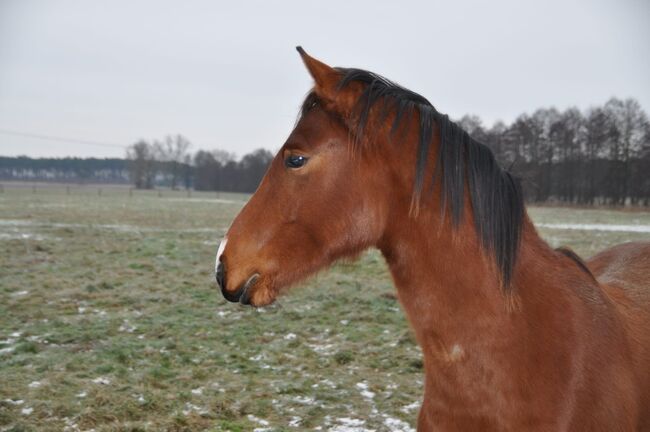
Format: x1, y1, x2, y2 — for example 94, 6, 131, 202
285, 155, 308, 169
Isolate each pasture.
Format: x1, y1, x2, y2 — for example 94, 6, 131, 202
1, 185, 649, 432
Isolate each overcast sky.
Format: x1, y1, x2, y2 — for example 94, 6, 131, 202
0, 0, 648, 158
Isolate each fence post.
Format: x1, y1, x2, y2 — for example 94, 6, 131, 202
158, 190, 162, 198
129, 187, 133, 197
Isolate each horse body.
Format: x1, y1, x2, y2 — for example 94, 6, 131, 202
215, 48, 650, 430
383, 206, 649, 430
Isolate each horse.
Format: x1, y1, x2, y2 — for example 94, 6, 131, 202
214, 47, 650, 431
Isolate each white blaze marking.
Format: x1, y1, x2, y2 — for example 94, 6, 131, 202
215, 237, 228, 273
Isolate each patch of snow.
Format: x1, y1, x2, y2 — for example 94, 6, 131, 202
0, 232, 46, 241
329, 417, 373, 432
21, 406, 33, 415
0, 346, 15, 355
118, 320, 136, 333
191, 387, 203, 395
10, 332, 22, 338
165, 198, 240, 204
355, 382, 375, 400
11, 290, 29, 297
537, 223, 650, 233
400, 401, 420, 413
247, 414, 270, 426
306, 342, 337, 355
182, 402, 208, 416
292, 395, 315, 404
91, 377, 110, 385
289, 416, 302, 427
28, 381, 42, 388
0, 218, 225, 234
4, 399, 24, 405
383, 416, 415, 432
320, 379, 336, 388
76, 391, 87, 398
284, 333, 297, 340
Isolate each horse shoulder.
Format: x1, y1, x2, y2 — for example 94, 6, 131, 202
587, 241, 650, 426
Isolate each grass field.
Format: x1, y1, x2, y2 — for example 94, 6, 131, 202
1, 185, 649, 432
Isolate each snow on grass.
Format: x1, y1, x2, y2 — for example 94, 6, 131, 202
355, 382, 375, 401
118, 319, 137, 333
306, 342, 337, 355
182, 402, 208, 416
0, 335, 19, 355
383, 415, 415, 432
247, 414, 270, 428
537, 223, 650, 233
400, 401, 420, 413
165, 198, 241, 204
292, 395, 315, 405
0, 232, 46, 241
91, 377, 110, 385
0, 218, 220, 234
0, 346, 15, 355
329, 417, 374, 432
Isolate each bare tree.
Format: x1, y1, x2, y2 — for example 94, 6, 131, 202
156, 135, 192, 189
126, 140, 156, 189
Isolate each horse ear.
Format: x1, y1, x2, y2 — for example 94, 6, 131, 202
296, 47, 340, 100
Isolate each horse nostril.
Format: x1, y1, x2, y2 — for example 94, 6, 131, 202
217, 261, 245, 303
216, 261, 226, 290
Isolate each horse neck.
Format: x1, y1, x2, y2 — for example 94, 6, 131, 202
377, 201, 576, 361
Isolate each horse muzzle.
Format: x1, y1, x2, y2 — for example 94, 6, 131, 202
216, 260, 259, 306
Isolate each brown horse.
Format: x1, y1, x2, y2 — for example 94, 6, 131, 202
215, 48, 650, 431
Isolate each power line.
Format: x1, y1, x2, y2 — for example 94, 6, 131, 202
0, 128, 127, 149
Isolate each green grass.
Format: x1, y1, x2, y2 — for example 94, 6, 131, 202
0, 185, 649, 431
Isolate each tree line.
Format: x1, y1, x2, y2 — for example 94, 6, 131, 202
458, 97, 650, 205
0, 156, 129, 183
2, 97, 648, 205
125, 135, 273, 192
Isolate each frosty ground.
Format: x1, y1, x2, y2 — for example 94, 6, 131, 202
1, 186, 649, 431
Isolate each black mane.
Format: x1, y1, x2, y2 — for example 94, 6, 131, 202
302, 68, 525, 289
